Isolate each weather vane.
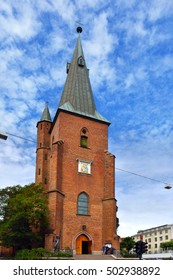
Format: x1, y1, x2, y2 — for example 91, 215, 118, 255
76, 20, 83, 27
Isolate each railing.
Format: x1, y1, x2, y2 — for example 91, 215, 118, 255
143, 251, 173, 259
146, 249, 173, 254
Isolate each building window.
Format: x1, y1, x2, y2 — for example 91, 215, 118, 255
148, 238, 151, 242
155, 237, 157, 242
78, 56, 85, 67
155, 244, 157, 248
165, 235, 168, 240
38, 168, 41, 175
80, 127, 89, 148
45, 154, 47, 160
44, 178, 47, 184
77, 192, 88, 215
160, 236, 163, 241
81, 136, 88, 148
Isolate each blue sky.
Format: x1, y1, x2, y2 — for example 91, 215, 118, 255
0, 0, 173, 237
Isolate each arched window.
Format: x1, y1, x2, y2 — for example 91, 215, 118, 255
78, 193, 88, 215
78, 56, 85, 67
80, 127, 89, 148
80, 135, 88, 148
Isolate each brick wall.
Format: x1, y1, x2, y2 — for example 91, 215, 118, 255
36, 111, 119, 252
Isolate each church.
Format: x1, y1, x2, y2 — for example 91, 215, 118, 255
35, 27, 119, 255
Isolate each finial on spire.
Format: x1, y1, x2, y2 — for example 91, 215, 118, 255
76, 26, 82, 33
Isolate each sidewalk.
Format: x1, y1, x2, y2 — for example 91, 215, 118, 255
74, 254, 116, 260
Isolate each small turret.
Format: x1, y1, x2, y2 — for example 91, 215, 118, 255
35, 103, 52, 190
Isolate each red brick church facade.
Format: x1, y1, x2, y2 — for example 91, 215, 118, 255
35, 27, 119, 254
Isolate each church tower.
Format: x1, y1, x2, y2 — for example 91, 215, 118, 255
36, 27, 119, 254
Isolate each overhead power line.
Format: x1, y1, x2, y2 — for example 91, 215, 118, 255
6, 132, 36, 143
1, 130, 172, 189
116, 167, 172, 188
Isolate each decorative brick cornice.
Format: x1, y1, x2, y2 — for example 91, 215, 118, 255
47, 189, 65, 196
53, 139, 64, 146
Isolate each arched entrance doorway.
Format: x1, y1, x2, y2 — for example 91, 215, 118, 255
76, 234, 92, 254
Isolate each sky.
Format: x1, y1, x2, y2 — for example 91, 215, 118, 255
0, 0, 173, 238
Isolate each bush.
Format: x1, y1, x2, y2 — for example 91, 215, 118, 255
122, 253, 138, 258
15, 248, 50, 260
15, 248, 73, 260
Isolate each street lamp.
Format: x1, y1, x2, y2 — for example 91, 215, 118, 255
0, 132, 8, 140
164, 185, 172, 190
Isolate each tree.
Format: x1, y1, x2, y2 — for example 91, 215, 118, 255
120, 237, 135, 255
160, 241, 173, 251
0, 183, 49, 250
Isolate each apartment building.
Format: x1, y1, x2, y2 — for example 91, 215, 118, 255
132, 224, 173, 254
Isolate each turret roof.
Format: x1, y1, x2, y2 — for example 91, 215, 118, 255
40, 102, 52, 122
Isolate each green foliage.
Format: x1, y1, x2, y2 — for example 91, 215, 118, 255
160, 241, 173, 250
15, 248, 73, 260
120, 237, 136, 256
0, 185, 22, 221
0, 183, 49, 250
122, 252, 138, 258
15, 248, 51, 260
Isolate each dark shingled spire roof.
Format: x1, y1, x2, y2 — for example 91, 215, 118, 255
58, 28, 110, 124
40, 102, 52, 122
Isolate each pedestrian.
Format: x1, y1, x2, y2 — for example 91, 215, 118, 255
102, 245, 107, 255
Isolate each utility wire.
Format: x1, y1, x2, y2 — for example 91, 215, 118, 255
6, 132, 36, 143
116, 167, 172, 187
1, 131, 172, 188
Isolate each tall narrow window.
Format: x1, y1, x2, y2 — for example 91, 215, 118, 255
78, 193, 88, 215
80, 136, 88, 148
80, 127, 89, 148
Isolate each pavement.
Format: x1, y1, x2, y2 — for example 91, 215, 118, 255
74, 254, 116, 260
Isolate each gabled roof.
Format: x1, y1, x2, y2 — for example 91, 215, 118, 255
40, 102, 52, 122
58, 28, 110, 124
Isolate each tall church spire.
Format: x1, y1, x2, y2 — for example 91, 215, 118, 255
58, 27, 109, 124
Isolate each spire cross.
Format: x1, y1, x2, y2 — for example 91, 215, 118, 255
76, 20, 83, 26
76, 21, 83, 33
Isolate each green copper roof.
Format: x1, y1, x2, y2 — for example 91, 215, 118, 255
40, 102, 52, 122
58, 30, 110, 124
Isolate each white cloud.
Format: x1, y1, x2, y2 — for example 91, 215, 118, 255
148, 0, 173, 22
0, 1, 41, 41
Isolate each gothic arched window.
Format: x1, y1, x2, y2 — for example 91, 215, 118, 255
80, 127, 89, 148
77, 192, 88, 215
